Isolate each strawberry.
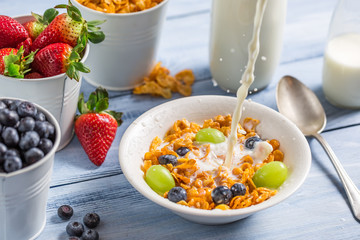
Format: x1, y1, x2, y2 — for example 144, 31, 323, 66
0, 15, 29, 48
23, 8, 59, 41
0, 46, 35, 78
32, 42, 90, 80
24, 72, 43, 79
16, 37, 32, 56
75, 87, 123, 166
32, 2, 105, 52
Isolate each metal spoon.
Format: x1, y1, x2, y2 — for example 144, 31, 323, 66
276, 75, 360, 221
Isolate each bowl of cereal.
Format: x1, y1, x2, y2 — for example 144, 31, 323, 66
119, 95, 311, 224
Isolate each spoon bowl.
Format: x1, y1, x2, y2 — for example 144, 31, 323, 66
276, 75, 360, 221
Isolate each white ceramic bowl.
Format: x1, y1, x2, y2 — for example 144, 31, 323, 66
119, 95, 311, 224
0, 15, 89, 150
0, 97, 61, 240
71, 0, 169, 90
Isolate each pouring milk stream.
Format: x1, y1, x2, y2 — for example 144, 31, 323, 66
223, 0, 268, 169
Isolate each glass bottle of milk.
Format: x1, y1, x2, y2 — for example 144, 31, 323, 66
322, 0, 360, 109
209, 0, 287, 93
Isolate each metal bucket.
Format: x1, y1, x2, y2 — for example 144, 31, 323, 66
71, 0, 169, 91
0, 15, 89, 150
0, 98, 61, 240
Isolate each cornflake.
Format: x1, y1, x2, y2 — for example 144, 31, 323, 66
133, 62, 195, 99
76, 0, 164, 13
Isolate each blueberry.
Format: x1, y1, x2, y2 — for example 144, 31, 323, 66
244, 136, 261, 149
3, 155, 22, 173
83, 212, 100, 228
8, 100, 21, 111
4, 149, 20, 160
158, 154, 177, 165
0, 142, 7, 164
35, 111, 46, 121
2, 99, 13, 107
58, 205, 73, 220
230, 183, 246, 197
168, 187, 187, 203
35, 121, 54, 138
211, 186, 233, 205
82, 229, 99, 240
18, 117, 35, 132
17, 101, 37, 118
0, 109, 19, 127
19, 131, 40, 151
1, 127, 19, 147
24, 147, 44, 164
66, 221, 84, 237
38, 138, 53, 155
0, 101, 6, 110
176, 147, 190, 156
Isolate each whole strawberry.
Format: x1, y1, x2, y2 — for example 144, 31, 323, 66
0, 46, 35, 77
32, 2, 105, 52
32, 42, 89, 80
75, 87, 123, 166
0, 15, 29, 48
23, 8, 59, 41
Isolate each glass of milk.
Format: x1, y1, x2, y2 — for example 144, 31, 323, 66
209, 0, 287, 93
322, 0, 360, 109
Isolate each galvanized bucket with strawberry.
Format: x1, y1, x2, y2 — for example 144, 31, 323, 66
0, 0, 105, 80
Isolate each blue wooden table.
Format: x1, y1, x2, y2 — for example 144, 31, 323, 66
2, 0, 360, 239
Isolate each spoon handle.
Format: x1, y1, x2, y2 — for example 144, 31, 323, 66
313, 133, 360, 221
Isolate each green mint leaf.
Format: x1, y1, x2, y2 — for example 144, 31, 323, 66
95, 98, 109, 113
73, 62, 90, 73
43, 8, 59, 24
88, 31, 105, 44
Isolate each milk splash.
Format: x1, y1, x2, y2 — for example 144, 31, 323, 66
223, 0, 268, 169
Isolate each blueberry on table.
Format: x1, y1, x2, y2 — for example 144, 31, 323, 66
211, 186, 233, 205
158, 154, 177, 165
19, 131, 40, 151
82, 229, 99, 240
83, 212, 100, 228
17, 101, 37, 118
58, 205, 74, 220
3, 156, 22, 173
168, 187, 187, 203
244, 136, 261, 149
66, 221, 84, 237
176, 147, 190, 156
1, 127, 19, 147
18, 116, 35, 132
0, 109, 19, 127
230, 183, 247, 197
24, 147, 44, 164
38, 138, 53, 154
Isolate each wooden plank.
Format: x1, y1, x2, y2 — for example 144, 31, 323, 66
39, 125, 360, 239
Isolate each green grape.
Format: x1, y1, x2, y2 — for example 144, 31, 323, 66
145, 165, 175, 195
195, 128, 225, 144
252, 161, 288, 189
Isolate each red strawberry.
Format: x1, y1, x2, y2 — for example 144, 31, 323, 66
75, 87, 123, 166
0, 46, 35, 77
0, 15, 29, 48
16, 37, 32, 56
31, 2, 105, 52
24, 72, 43, 79
0, 48, 18, 74
32, 42, 90, 80
23, 8, 59, 41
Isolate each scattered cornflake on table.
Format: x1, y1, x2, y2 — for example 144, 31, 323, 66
133, 62, 195, 99
76, 0, 164, 13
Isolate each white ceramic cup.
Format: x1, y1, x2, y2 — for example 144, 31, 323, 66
209, 0, 287, 93
0, 15, 89, 150
70, 0, 169, 91
0, 98, 61, 240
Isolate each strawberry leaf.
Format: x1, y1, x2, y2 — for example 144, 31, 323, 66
87, 20, 106, 27
105, 110, 123, 126
87, 92, 97, 111
66, 64, 80, 81
77, 93, 89, 115
88, 31, 105, 44
6, 63, 22, 78
69, 51, 81, 61
43, 8, 59, 24
54, 4, 67, 9
31, 12, 45, 24
95, 98, 109, 113
96, 86, 108, 101
73, 62, 90, 73
67, 5, 83, 22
